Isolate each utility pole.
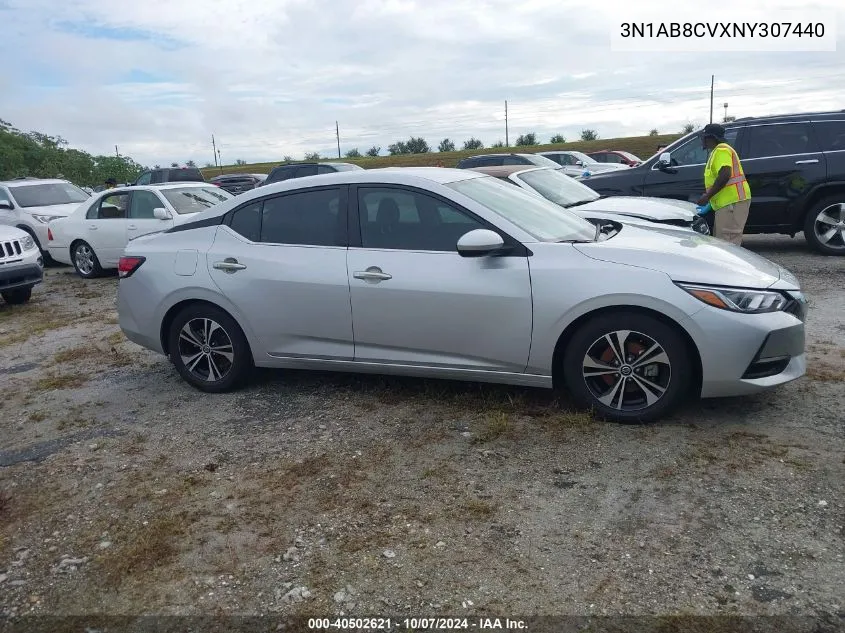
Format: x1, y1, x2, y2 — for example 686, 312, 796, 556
217, 149, 222, 173
723, 102, 729, 123
336, 121, 341, 159
212, 134, 218, 167
709, 75, 714, 124
115, 145, 119, 157
505, 100, 509, 147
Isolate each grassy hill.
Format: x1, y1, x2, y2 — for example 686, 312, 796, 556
200, 133, 682, 177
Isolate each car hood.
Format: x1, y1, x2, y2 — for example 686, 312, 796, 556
573, 224, 786, 289
22, 203, 83, 217
575, 197, 696, 222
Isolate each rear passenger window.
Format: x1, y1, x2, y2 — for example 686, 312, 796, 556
317, 165, 336, 174
229, 201, 262, 241
358, 187, 486, 251
297, 165, 318, 177
745, 123, 816, 159
260, 188, 343, 246
812, 120, 845, 152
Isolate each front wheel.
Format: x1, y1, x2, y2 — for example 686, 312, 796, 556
561, 312, 692, 423
167, 304, 252, 392
1, 286, 33, 305
803, 196, 845, 256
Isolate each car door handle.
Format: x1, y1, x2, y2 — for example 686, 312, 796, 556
353, 268, 392, 281
127, 224, 138, 230
213, 258, 247, 272
794, 159, 819, 164
88, 225, 98, 230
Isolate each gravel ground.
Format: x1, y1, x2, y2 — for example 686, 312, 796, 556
0, 235, 843, 628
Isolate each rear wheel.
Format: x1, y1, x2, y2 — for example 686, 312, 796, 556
1, 286, 33, 305
561, 312, 692, 423
803, 196, 845, 256
71, 241, 103, 278
167, 304, 252, 392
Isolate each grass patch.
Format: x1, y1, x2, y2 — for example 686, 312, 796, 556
35, 373, 87, 391
53, 345, 99, 364
473, 411, 513, 444
459, 498, 498, 519
806, 363, 845, 382
96, 514, 187, 585
106, 331, 124, 346
200, 133, 682, 175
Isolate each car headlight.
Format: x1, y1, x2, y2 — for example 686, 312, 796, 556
20, 235, 37, 251
677, 283, 788, 313
31, 214, 64, 224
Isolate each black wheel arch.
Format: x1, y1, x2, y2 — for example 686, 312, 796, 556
794, 183, 845, 231
160, 299, 253, 360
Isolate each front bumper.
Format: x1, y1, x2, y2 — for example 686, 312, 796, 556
687, 306, 806, 398
0, 262, 43, 292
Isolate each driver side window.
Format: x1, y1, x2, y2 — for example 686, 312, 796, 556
135, 172, 152, 185
669, 129, 740, 166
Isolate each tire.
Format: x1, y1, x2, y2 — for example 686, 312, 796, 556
803, 196, 845, 256
167, 304, 252, 392
1, 286, 33, 305
70, 241, 103, 278
561, 312, 692, 423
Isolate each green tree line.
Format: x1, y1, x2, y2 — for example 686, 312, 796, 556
0, 119, 145, 186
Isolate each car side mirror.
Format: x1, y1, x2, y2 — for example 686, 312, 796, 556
153, 207, 172, 220
0, 200, 12, 210
657, 152, 672, 167
456, 229, 505, 257
575, 160, 584, 167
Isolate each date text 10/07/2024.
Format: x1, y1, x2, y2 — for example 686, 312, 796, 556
307, 617, 528, 630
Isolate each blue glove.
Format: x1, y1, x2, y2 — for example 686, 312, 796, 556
695, 202, 712, 215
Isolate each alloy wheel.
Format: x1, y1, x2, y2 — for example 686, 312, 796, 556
581, 329, 672, 411
74, 244, 95, 275
178, 318, 235, 382
812, 202, 845, 251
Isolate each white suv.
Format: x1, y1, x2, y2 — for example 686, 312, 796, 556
0, 178, 91, 263
0, 224, 43, 304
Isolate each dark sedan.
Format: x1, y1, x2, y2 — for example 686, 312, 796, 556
208, 173, 267, 195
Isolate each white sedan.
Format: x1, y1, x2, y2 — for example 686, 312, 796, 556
48, 184, 233, 278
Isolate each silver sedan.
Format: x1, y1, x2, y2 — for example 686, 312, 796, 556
117, 168, 807, 422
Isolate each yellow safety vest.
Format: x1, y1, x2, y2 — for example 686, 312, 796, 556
704, 143, 751, 211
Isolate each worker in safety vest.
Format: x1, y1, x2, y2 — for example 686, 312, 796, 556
696, 123, 751, 245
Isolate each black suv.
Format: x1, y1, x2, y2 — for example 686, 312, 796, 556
262, 162, 362, 186
456, 153, 562, 169
583, 110, 845, 255
134, 167, 205, 186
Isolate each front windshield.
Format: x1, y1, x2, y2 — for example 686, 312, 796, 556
162, 187, 232, 214
447, 175, 597, 242
517, 169, 600, 207
569, 151, 598, 165
9, 182, 90, 208
526, 154, 566, 169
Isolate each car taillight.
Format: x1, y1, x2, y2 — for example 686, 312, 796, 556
118, 256, 146, 278
47, 228, 54, 241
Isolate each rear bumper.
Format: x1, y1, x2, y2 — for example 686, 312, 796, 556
0, 262, 43, 291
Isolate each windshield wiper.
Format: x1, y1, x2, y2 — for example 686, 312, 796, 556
565, 198, 600, 208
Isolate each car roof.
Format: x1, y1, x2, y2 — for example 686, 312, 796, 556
733, 109, 845, 123
464, 153, 537, 159
467, 165, 548, 177
101, 183, 219, 194
0, 178, 71, 187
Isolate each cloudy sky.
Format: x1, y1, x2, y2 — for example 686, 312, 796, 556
2, 0, 843, 167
